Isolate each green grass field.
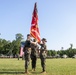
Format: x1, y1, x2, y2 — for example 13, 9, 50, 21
0, 58, 76, 75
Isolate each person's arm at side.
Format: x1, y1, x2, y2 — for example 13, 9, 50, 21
45, 45, 48, 54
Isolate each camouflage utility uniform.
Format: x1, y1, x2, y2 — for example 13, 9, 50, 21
40, 43, 47, 72
31, 43, 38, 71
23, 40, 31, 71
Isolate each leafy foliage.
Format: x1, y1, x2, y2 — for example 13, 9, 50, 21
0, 33, 23, 57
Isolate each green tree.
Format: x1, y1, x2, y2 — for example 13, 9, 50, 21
47, 50, 51, 56
0, 39, 11, 55
51, 50, 57, 56
11, 33, 24, 57
15, 33, 23, 41
70, 44, 73, 49
0, 33, 24, 56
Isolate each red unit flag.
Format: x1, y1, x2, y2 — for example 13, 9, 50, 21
30, 3, 41, 42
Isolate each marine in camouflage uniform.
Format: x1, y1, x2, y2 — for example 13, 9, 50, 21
23, 34, 31, 74
23, 34, 37, 74
40, 38, 47, 73
31, 39, 39, 71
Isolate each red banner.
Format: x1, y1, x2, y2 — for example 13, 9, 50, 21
30, 3, 41, 42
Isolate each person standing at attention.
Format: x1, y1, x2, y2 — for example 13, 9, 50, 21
39, 38, 47, 73
23, 34, 37, 74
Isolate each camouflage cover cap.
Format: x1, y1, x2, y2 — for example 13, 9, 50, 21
42, 38, 47, 42
27, 34, 31, 36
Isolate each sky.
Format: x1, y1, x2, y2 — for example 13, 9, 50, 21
0, 0, 76, 50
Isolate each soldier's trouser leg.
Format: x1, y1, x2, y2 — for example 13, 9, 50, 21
41, 58, 46, 72
31, 55, 34, 69
25, 53, 30, 70
32, 57, 35, 69
32, 56, 37, 69
34, 56, 37, 69
25, 59, 30, 69
32, 58, 34, 69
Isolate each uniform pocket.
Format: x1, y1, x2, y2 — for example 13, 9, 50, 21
42, 51, 47, 58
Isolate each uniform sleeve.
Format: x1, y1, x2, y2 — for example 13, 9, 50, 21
45, 45, 48, 54
45, 45, 47, 50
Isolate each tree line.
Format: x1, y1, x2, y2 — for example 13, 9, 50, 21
0, 33, 23, 57
0, 33, 76, 58
48, 44, 76, 58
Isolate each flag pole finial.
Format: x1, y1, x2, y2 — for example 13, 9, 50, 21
35, 2, 37, 4
35, 2, 37, 8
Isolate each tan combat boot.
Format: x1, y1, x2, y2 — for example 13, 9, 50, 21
25, 69, 27, 74
42, 71, 46, 74
25, 69, 31, 74
34, 68, 36, 71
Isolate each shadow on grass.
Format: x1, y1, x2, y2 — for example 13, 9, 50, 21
0, 71, 24, 74
31, 71, 41, 74
0, 69, 42, 75
0, 71, 42, 75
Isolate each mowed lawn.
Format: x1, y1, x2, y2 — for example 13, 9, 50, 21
0, 58, 76, 75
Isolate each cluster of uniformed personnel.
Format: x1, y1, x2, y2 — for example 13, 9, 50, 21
23, 34, 47, 74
